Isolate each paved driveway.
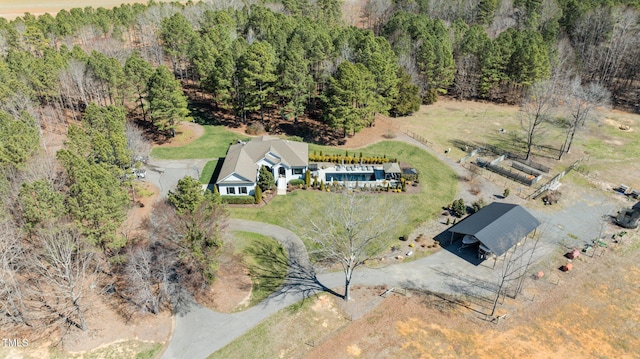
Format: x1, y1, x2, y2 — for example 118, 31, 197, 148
145, 158, 214, 197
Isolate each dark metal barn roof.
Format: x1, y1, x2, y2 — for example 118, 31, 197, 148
449, 202, 541, 257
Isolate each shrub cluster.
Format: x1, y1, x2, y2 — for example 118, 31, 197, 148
289, 179, 305, 186
451, 198, 466, 217
401, 172, 419, 182
246, 122, 266, 135
471, 198, 486, 213
220, 195, 255, 204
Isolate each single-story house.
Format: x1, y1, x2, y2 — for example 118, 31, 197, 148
216, 136, 308, 195
448, 202, 541, 260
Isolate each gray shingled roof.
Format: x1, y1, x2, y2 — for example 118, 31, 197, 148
382, 162, 401, 173
217, 137, 308, 184
448, 202, 540, 257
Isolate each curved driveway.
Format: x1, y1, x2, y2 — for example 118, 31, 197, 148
162, 218, 549, 359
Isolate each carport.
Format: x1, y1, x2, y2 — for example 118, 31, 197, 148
448, 202, 541, 262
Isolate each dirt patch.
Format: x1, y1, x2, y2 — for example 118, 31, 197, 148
604, 118, 634, 132
62, 290, 172, 353
121, 181, 160, 240
154, 121, 205, 148
207, 252, 253, 313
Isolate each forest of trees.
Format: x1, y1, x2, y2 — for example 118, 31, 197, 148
1, 0, 639, 338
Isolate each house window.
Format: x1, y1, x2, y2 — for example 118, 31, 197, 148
239, 187, 247, 194
293, 168, 304, 175
227, 187, 236, 195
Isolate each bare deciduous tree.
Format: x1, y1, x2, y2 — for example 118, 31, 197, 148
0, 220, 28, 327
490, 227, 541, 318
123, 246, 160, 314
29, 226, 98, 332
520, 80, 557, 160
560, 78, 610, 158
453, 54, 480, 99
295, 192, 404, 301
125, 122, 151, 165
361, 0, 394, 35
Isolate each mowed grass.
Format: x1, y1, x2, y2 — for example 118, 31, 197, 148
231, 231, 288, 307
200, 159, 218, 184
230, 141, 458, 240
151, 125, 248, 160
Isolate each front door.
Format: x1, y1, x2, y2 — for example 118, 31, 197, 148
278, 167, 285, 178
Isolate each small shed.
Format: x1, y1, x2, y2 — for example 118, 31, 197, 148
448, 202, 541, 260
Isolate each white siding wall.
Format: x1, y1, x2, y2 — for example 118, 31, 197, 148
218, 184, 256, 196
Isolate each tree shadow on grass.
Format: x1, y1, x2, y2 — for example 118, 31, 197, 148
244, 239, 342, 306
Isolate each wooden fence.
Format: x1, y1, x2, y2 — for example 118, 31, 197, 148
405, 129, 433, 148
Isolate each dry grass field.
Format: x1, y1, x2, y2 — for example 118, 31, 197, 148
401, 99, 640, 192
0, 0, 176, 20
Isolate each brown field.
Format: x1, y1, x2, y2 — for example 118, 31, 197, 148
0, 0, 176, 20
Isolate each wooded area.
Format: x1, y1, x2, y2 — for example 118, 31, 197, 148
1, 0, 639, 341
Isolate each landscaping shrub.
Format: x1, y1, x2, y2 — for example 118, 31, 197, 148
289, 179, 304, 186
258, 165, 275, 191
452, 198, 466, 217
471, 198, 486, 213
254, 186, 262, 204
246, 122, 266, 135
503, 188, 510, 198
221, 195, 255, 204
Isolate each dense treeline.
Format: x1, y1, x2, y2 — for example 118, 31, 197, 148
0, 0, 639, 339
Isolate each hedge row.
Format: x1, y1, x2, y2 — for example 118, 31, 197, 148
220, 195, 255, 204
308, 154, 396, 164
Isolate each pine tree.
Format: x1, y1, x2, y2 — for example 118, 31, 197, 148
147, 66, 191, 137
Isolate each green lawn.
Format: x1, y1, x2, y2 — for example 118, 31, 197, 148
231, 231, 288, 307
230, 141, 458, 240
200, 159, 218, 184
151, 125, 248, 160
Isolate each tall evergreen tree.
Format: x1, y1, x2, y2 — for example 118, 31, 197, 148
147, 66, 191, 137
325, 62, 379, 137
278, 37, 312, 122
238, 41, 277, 124
124, 51, 154, 121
